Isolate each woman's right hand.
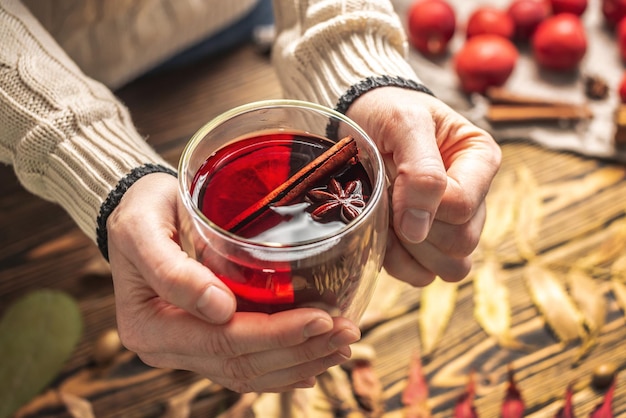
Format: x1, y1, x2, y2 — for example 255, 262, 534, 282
106, 172, 361, 392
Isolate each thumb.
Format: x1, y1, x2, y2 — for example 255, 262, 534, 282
346, 88, 448, 244
107, 172, 237, 324
146, 240, 237, 324
387, 119, 447, 244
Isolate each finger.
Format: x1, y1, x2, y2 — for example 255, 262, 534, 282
130, 314, 358, 392
143, 335, 354, 393
140, 238, 237, 324
383, 228, 473, 284
347, 90, 448, 245
401, 238, 472, 282
108, 173, 237, 324
226, 349, 352, 393
384, 110, 448, 245
120, 307, 343, 359
435, 119, 502, 225
425, 202, 486, 258
211, 317, 358, 380
383, 232, 436, 287
213, 349, 351, 393
262, 376, 318, 392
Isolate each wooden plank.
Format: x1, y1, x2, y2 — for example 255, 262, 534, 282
1, 42, 625, 417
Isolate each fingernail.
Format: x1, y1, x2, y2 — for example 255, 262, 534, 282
304, 317, 333, 338
336, 345, 352, 359
196, 286, 235, 323
400, 208, 431, 243
329, 327, 361, 350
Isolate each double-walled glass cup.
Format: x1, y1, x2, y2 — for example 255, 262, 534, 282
178, 100, 388, 321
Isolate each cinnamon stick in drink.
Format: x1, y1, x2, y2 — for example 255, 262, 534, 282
224, 135, 358, 233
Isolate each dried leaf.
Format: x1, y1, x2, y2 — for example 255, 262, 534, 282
252, 391, 312, 418
360, 268, 413, 329
611, 279, 626, 317
541, 167, 625, 215
453, 371, 478, 418
316, 366, 364, 416
419, 277, 458, 355
303, 385, 337, 418
514, 166, 543, 261
501, 367, 524, 418
59, 392, 95, 418
0, 290, 83, 418
524, 263, 587, 343
216, 392, 259, 418
567, 269, 606, 334
473, 257, 524, 350
163, 379, 218, 418
402, 353, 431, 418
250, 393, 282, 418
589, 377, 616, 418
567, 268, 607, 363
351, 360, 384, 417
610, 253, 626, 282
553, 384, 575, 418
481, 170, 518, 250
575, 219, 626, 272
289, 389, 318, 418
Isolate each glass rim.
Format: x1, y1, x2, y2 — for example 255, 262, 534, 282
178, 99, 386, 250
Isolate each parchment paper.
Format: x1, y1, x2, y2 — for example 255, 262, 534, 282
394, 0, 626, 163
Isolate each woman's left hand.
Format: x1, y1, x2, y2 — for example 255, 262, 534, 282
347, 86, 501, 286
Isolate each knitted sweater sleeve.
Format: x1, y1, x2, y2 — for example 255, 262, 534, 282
271, 0, 422, 109
0, 0, 173, 242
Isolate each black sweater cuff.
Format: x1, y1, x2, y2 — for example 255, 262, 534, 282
328, 75, 435, 138
96, 163, 177, 261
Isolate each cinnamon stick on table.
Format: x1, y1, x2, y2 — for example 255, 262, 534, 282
224, 135, 358, 233
484, 87, 593, 123
485, 86, 573, 106
486, 104, 593, 123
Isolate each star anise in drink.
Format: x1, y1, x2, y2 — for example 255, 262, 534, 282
306, 178, 366, 223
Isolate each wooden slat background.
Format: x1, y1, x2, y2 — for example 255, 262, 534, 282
1, 21, 625, 418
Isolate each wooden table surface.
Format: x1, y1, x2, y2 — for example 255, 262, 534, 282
2, 34, 626, 418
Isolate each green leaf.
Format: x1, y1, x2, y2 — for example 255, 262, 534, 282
0, 289, 83, 418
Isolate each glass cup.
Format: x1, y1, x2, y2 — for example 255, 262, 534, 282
178, 100, 388, 321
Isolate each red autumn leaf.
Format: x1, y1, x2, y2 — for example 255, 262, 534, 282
351, 359, 383, 414
454, 370, 478, 418
554, 384, 576, 418
501, 366, 524, 418
402, 352, 431, 418
589, 377, 616, 418
403, 353, 428, 405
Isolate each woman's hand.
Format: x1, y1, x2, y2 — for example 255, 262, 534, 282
347, 87, 501, 286
106, 173, 360, 392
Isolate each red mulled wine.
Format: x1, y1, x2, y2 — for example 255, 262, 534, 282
189, 131, 374, 313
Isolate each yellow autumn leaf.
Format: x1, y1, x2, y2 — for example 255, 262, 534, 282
473, 256, 525, 349
524, 263, 587, 344
419, 277, 458, 356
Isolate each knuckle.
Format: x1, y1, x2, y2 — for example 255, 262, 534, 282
443, 193, 475, 225
221, 355, 261, 381
205, 332, 240, 358
437, 225, 480, 258
116, 322, 144, 354
295, 342, 323, 363
106, 205, 136, 243
375, 101, 435, 142
440, 257, 472, 282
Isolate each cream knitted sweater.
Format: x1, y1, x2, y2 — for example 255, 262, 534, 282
0, 0, 419, 243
